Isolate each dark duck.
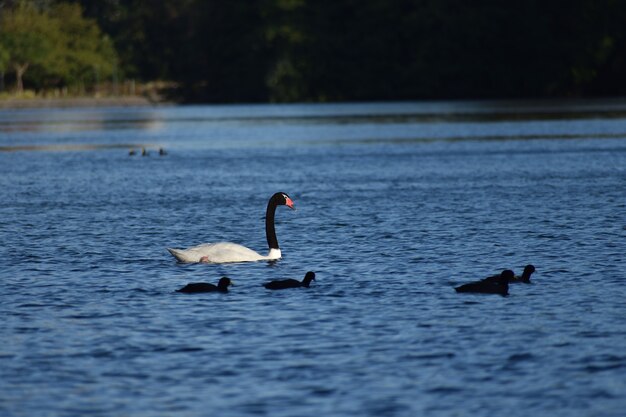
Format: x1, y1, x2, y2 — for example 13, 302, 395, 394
484, 264, 536, 284
455, 270, 512, 296
263, 271, 316, 290
176, 277, 232, 293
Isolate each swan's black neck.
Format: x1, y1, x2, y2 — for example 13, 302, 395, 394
266, 196, 279, 249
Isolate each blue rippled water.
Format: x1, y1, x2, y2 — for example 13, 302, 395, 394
1, 100, 625, 417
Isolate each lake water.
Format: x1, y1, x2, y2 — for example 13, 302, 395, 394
1, 100, 625, 417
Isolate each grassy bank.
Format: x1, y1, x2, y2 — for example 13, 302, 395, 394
0, 81, 172, 108
0, 95, 156, 109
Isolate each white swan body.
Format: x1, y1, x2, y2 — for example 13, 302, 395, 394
167, 192, 294, 264
168, 243, 281, 263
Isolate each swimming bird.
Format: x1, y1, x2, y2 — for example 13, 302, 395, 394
484, 264, 536, 284
454, 270, 512, 296
141, 147, 149, 156
159, 147, 167, 156
128, 149, 136, 156
515, 264, 536, 283
167, 192, 296, 263
263, 271, 315, 290
176, 277, 232, 293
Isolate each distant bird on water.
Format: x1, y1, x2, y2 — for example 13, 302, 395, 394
263, 271, 316, 290
176, 277, 232, 293
455, 270, 512, 296
141, 147, 149, 156
128, 149, 136, 156
484, 264, 536, 284
159, 147, 167, 156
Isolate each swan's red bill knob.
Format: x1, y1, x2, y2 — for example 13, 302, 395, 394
285, 196, 296, 210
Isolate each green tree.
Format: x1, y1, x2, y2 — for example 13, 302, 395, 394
0, 1, 57, 93
0, 44, 9, 91
48, 3, 117, 88
0, 1, 117, 93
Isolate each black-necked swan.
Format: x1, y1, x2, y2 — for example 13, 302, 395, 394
167, 192, 295, 263
263, 271, 315, 290
176, 277, 232, 293
483, 264, 536, 284
454, 270, 512, 296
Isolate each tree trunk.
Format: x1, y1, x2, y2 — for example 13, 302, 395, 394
14, 63, 29, 94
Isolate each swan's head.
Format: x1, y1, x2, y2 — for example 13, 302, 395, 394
275, 192, 296, 210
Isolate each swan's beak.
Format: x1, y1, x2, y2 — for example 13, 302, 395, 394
285, 197, 296, 210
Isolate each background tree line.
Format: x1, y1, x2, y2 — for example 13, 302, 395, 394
0, 0, 116, 95
1, 0, 626, 102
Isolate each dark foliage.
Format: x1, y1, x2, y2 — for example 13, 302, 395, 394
75, 0, 626, 102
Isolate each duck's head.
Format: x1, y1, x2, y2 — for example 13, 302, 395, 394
500, 270, 514, 283
302, 271, 316, 286
520, 264, 535, 282
218, 277, 233, 288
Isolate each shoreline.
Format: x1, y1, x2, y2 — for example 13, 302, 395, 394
0, 96, 163, 109
3, 95, 626, 112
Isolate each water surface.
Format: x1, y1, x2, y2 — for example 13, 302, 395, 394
1, 100, 625, 417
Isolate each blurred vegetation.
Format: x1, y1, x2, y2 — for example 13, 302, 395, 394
1, 0, 626, 102
0, 0, 117, 95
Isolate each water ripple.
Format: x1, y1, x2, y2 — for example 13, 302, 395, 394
1, 103, 626, 417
